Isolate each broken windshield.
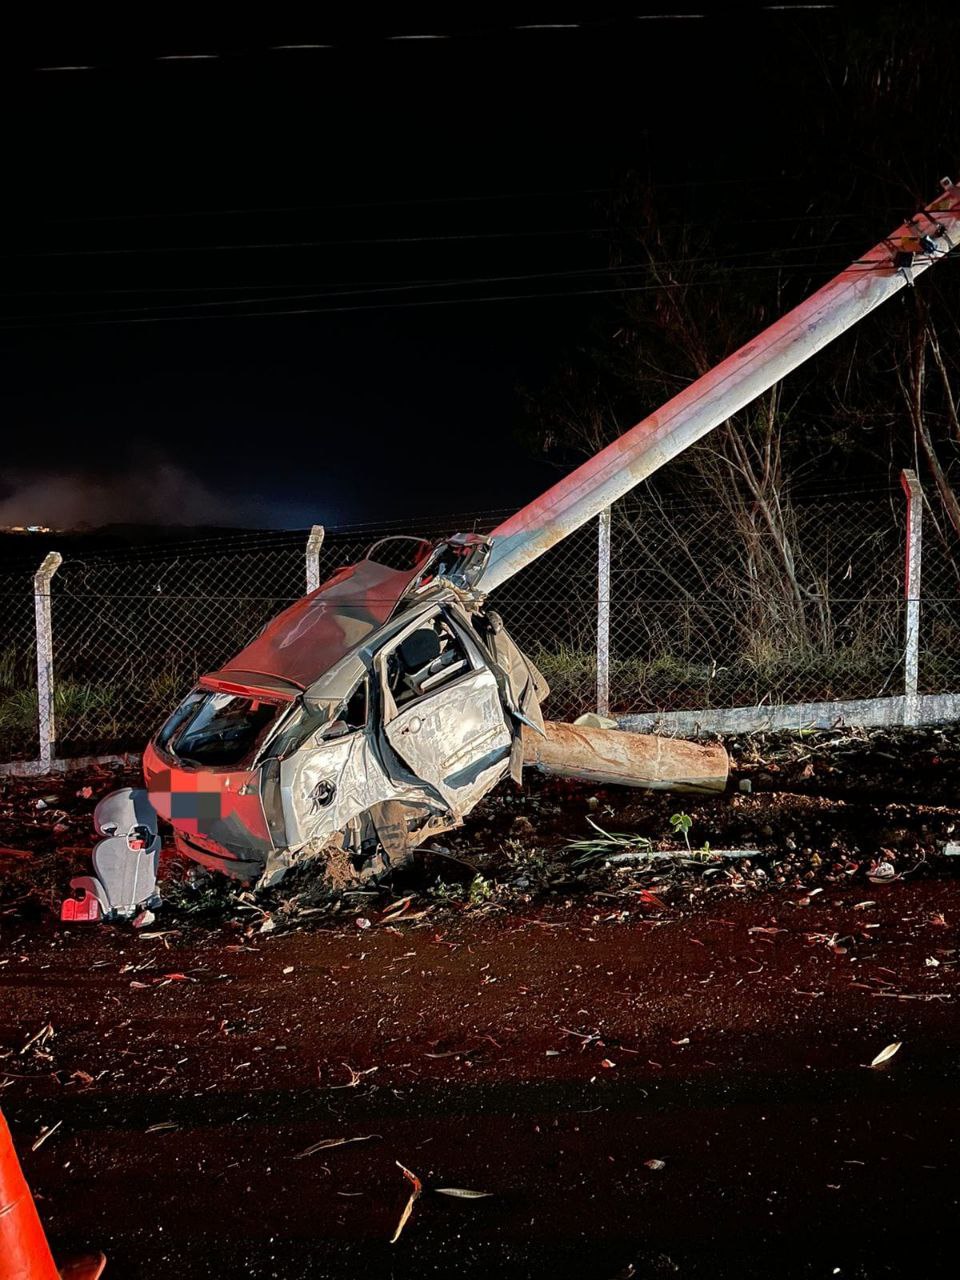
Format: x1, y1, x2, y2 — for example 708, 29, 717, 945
166, 691, 282, 767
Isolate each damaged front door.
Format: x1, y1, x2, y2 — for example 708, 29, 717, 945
380, 609, 512, 815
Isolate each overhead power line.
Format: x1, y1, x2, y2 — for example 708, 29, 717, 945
0, 257, 899, 330
7, 227, 608, 260
25, 10, 839, 74
0, 237, 868, 304
45, 187, 615, 224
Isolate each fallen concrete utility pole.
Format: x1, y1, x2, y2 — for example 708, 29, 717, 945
481, 179, 960, 591
522, 721, 729, 793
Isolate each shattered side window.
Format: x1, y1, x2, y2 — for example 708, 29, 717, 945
172, 693, 282, 767
341, 678, 368, 730
321, 677, 368, 740
258, 700, 329, 761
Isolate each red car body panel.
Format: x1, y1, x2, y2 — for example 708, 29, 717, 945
206, 557, 426, 691
143, 740, 272, 878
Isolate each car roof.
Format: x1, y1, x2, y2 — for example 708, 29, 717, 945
205, 553, 430, 691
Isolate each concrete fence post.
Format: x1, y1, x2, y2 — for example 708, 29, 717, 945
900, 468, 923, 726
305, 525, 325, 594
34, 552, 62, 770
597, 507, 612, 717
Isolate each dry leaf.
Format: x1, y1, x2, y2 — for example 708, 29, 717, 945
434, 1187, 494, 1199
868, 1041, 902, 1068
390, 1162, 422, 1244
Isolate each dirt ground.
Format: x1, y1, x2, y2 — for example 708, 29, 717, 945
2, 727, 959, 1278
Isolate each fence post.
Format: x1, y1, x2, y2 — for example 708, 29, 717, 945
34, 552, 62, 770
597, 507, 612, 717
305, 525, 325, 594
900, 468, 923, 725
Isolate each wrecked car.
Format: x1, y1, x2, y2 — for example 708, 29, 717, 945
67, 535, 552, 915
67, 531, 727, 919
145, 532, 547, 887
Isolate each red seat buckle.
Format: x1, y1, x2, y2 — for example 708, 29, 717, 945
60, 890, 102, 923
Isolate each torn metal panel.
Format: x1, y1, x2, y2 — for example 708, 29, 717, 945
278, 725, 419, 851
383, 667, 512, 814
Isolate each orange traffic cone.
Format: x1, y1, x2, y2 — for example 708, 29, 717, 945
0, 1109, 105, 1280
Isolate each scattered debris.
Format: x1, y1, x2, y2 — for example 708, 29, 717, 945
331, 1063, 378, 1089
3, 723, 960, 934
868, 862, 898, 885
294, 1135, 379, 1159
20, 1024, 54, 1056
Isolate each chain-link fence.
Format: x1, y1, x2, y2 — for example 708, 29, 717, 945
0, 568, 40, 760
918, 514, 960, 696
1, 482, 956, 762
503, 492, 911, 719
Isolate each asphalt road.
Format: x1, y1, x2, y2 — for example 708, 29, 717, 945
2, 880, 958, 1279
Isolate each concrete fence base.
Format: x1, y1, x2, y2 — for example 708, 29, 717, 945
0, 752, 142, 779
619, 692, 960, 737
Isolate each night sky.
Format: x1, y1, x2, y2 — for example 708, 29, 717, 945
1, 7, 945, 530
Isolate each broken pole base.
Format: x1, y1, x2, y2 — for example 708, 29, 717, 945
522, 721, 729, 794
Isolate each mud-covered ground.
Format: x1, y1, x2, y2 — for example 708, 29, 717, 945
1, 727, 959, 1277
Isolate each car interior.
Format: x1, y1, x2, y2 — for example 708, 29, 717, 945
387, 616, 470, 708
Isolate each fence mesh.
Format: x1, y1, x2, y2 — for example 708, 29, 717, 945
488, 493, 910, 720
0, 487, 956, 761
0, 570, 39, 761
918, 516, 960, 695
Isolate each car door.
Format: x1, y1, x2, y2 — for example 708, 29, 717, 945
380, 610, 513, 815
